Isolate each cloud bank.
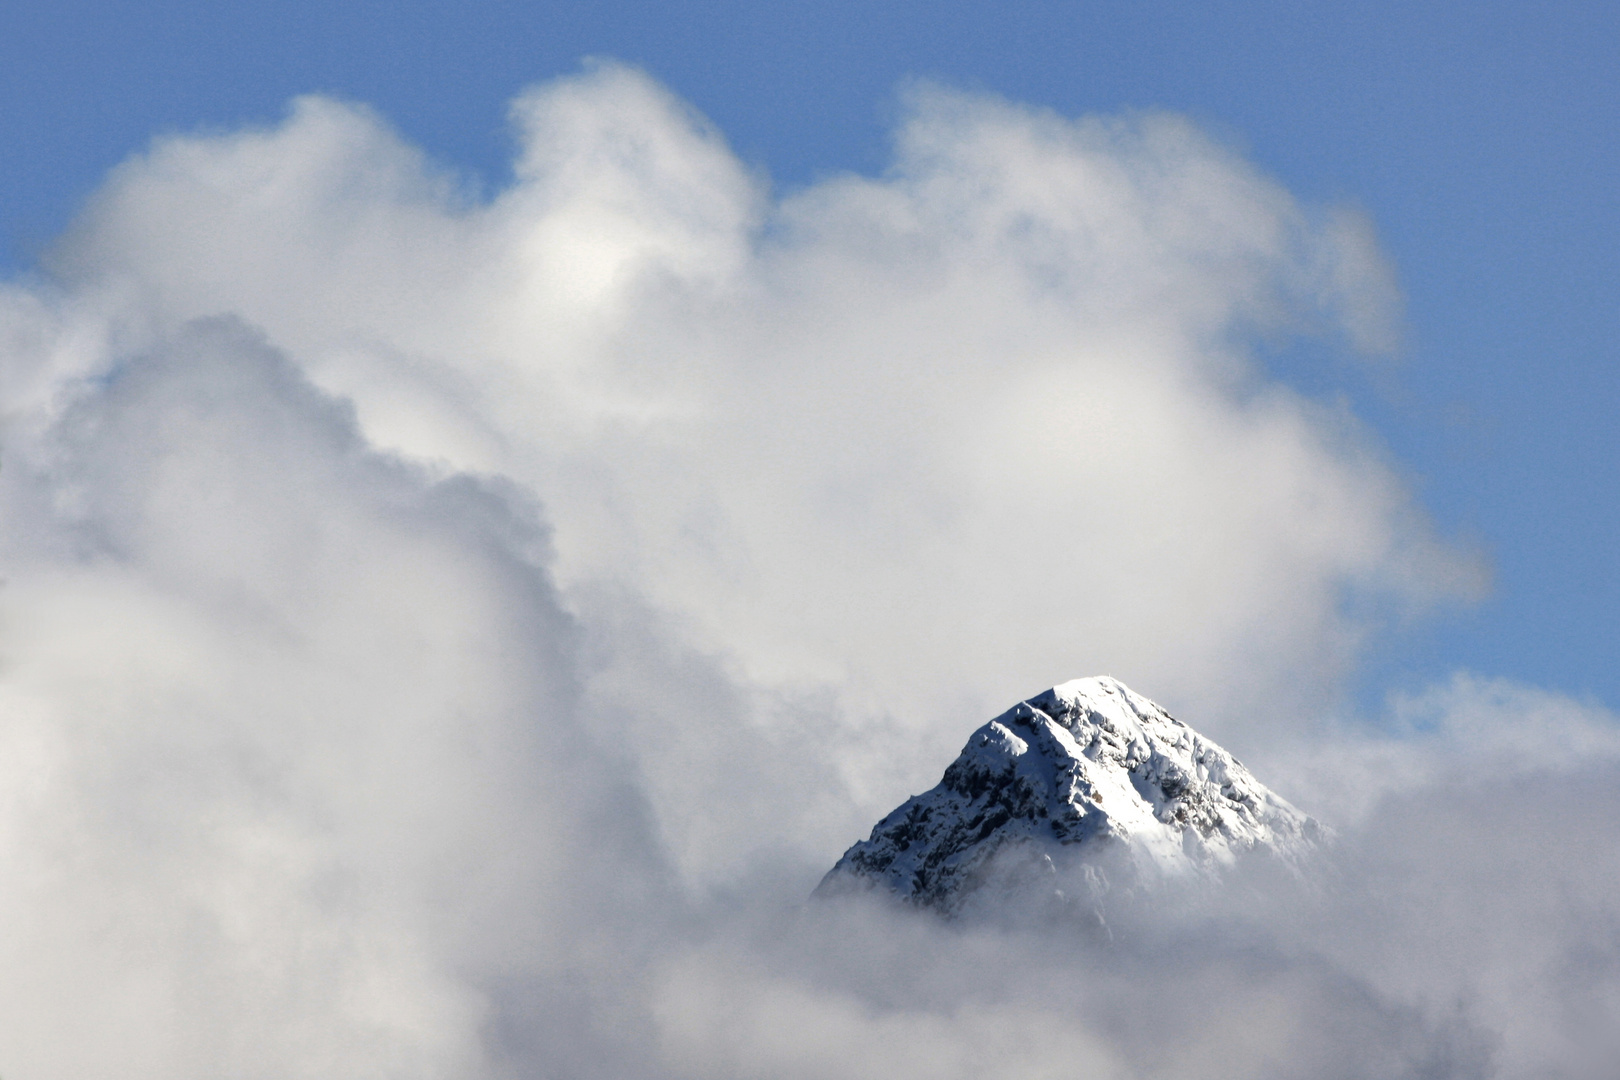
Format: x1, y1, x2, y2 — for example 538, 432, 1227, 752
0, 62, 1614, 1078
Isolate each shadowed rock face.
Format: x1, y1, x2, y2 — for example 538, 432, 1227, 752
816, 677, 1320, 914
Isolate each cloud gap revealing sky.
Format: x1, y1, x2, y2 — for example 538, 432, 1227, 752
2, 7, 1618, 1079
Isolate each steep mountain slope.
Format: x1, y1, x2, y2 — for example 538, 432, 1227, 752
817, 677, 1319, 912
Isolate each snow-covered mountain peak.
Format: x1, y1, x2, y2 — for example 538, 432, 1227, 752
817, 677, 1319, 913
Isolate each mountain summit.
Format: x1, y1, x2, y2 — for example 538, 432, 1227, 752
817, 677, 1319, 913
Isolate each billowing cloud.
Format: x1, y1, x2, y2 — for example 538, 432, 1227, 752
0, 317, 676, 1076
0, 61, 1611, 1079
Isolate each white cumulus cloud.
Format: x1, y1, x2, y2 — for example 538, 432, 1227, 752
0, 60, 1609, 1079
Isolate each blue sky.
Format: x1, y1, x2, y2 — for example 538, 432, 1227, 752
5, 1, 1615, 713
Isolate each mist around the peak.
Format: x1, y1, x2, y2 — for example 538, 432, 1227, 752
0, 61, 1616, 1078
